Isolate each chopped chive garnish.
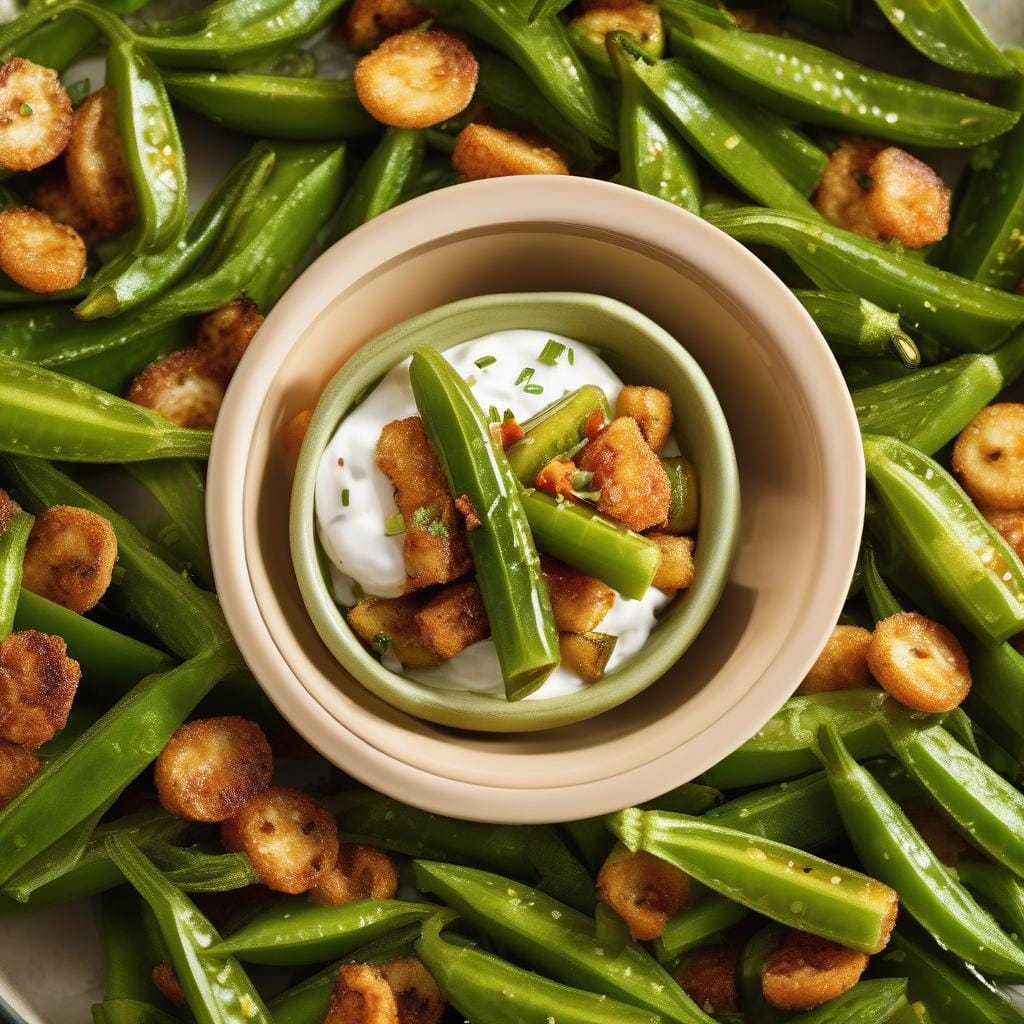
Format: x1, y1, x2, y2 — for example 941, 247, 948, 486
488, 405, 501, 423
524, 383, 544, 395
514, 367, 535, 387
412, 506, 432, 527
538, 339, 565, 365
427, 518, 449, 538
474, 355, 496, 369
341, 488, 350, 507
372, 632, 391, 654
503, 408, 515, 422
18, 102, 32, 116
567, 347, 575, 365
385, 512, 406, 536
571, 470, 595, 490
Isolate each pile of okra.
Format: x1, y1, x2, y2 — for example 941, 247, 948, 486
1, 0, 1024, 1021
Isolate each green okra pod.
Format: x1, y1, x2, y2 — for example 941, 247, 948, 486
95, 888, 168, 1010
653, 890, 749, 963
816, 724, 1024, 979
570, 5, 664, 78
609, 805, 898, 953
414, 861, 715, 1024
738, 924, 789, 1024
964, 638, 1024, 763
0, 498, 32, 640
793, 291, 919, 366
661, 456, 699, 535
956, 861, 1024, 940
860, 544, 904, 623
794, 980, 912, 1024
784, 0, 852, 30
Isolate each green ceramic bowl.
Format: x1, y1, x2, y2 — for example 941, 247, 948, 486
290, 292, 739, 732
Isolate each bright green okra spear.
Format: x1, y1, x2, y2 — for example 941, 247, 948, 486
0, 496, 32, 640
794, 291, 919, 367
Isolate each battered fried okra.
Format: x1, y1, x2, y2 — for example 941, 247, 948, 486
952, 403, 1024, 511
797, 624, 874, 695
647, 533, 695, 591
674, 937, 741, 1014
0, 630, 80, 749
128, 347, 226, 429
343, 0, 428, 50
151, 962, 187, 1007
32, 171, 96, 238
347, 594, 443, 669
379, 957, 445, 1024
327, 963, 399, 1024
615, 385, 673, 453
0, 740, 40, 806
541, 556, 615, 633
194, 296, 264, 383
761, 930, 869, 1011
984, 509, 1024, 563
309, 843, 399, 907
0, 58, 72, 172
452, 124, 569, 180
413, 581, 489, 661
21, 505, 118, 613
0, 207, 86, 293
596, 845, 689, 941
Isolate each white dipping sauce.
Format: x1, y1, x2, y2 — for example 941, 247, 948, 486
315, 329, 674, 700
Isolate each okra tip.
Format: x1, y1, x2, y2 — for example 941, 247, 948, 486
606, 806, 644, 852
813, 722, 852, 775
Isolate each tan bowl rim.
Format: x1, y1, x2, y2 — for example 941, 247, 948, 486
207, 176, 865, 823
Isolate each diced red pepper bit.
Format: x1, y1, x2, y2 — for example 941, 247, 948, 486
583, 409, 608, 441
535, 459, 578, 500
491, 416, 525, 449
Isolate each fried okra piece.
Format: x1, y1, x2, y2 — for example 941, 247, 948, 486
0, 741, 40, 807
348, 594, 442, 669
128, 347, 226, 429
0, 58, 72, 172
569, 3, 663, 56
867, 612, 971, 713
221, 787, 339, 894
343, 0, 428, 50
815, 137, 950, 249
354, 29, 478, 129
952, 404, 1024, 512
282, 408, 313, 467
310, 843, 400, 907
375, 417, 471, 591
0, 488, 20, 532
797, 624, 874, 695
674, 937, 740, 1014
155, 716, 273, 823
984, 509, 1024, 562
902, 797, 969, 868
577, 416, 672, 533
379, 957, 445, 1024
615, 386, 673, 453
66, 85, 135, 235
195, 296, 264, 383
21, 505, 118, 614
761, 931, 869, 1011
33, 172, 96, 238
413, 581, 489, 661
647, 533, 695, 591
596, 845, 690, 942
541, 556, 615, 633
559, 631, 617, 684
0, 208, 86, 293
151, 962, 187, 1007
327, 963, 400, 1024
452, 123, 569, 180
0, 631, 80, 749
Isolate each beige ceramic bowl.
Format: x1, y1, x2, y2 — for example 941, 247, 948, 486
207, 176, 864, 824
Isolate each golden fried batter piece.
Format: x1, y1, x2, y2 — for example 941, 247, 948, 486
66, 85, 136, 235
0, 630, 80, 749
902, 797, 969, 868
195, 296, 264, 383
596, 846, 689, 942
327, 963, 400, 1024
577, 416, 671, 533
0, 488, 19, 534
355, 29, 478, 129
647, 533, 695, 591
559, 631, 616, 683
414, 581, 489, 661
0, 58, 72, 172
452, 123, 568, 180
797, 624, 874, 695
984, 509, 1024, 563
379, 957, 445, 1024
0, 207, 86, 293
310, 843, 400, 907
128, 347, 226, 429
569, 3, 663, 54
33, 172, 96, 238
375, 417, 471, 591
221, 787, 339, 895
674, 937, 741, 1014
867, 612, 971, 714
952, 404, 1024, 511
155, 716, 273, 823
615, 385, 674, 453
815, 137, 950, 249
151, 962, 187, 1007
348, 594, 442, 669
761, 931, 869, 1011
541, 556, 615, 633
343, 0, 428, 50
22, 505, 117, 614
282, 408, 313, 467
0, 740, 40, 807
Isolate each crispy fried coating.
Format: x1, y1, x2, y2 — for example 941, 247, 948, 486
647, 533, 695, 591
615, 385, 674, 453
761, 931, 869, 1011
596, 846, 689, 942
902, 797, 969, 868
151, 962, 187, 1007
282, 409, 313, 467
348, 594, 442, 669
541, 556, 615, 632
155, 716, 273, 823
66, 85, 135, 235
867, 612, 971, 714
577, 416, 671, 532
0, 740, 40, 807
310, 843, 400, 907
0, 207, 86, 293
814, 137, 950, 249
452, 123, 568, 180
559, 631, 616, 684
327, 963, 400, 1024
797, 624, 874, 695
375, 417, 471, 591
569, 3, 663, 52
0, 488, 19, 535
128, 347, 226, 429
354, 29, 478, 129
343, 0, 428, 50
414, 581, 489, 661
0, 630, 80, 749
22, 505, 117, 614
674, 938, 740, 1014
195, 296, 264, 383
221, 787, 339, 895
379, 957, 445, 1024
33, 172, 96, 238
0, 58, 72, 172
984, 508, 1024, 563
952, 404, 1024, 511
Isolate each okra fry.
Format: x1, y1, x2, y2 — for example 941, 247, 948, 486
0, 499, 32, 639
793, 291, 919, 366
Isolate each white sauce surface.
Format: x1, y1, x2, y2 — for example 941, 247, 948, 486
315, 330, 674, 699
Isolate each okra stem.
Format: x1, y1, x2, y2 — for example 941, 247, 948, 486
0, 503, 32, 640
793, 291, 919, 366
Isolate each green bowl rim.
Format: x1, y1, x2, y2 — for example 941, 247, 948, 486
289, 291, 740, 732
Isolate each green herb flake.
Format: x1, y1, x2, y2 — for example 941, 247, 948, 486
567, 347, 575, 365
524, 383, 544, 395
474, 355, 497, 369
571, 470, 595, 491
427, 518, 449, 538
488, 405, 501, 424
384, 512, 406, 536
341, 488, 350, 507
412, 506, 432, 527
18, 103, 32, 117
538, 339, 565, 365
514, 367, 535, 387
372, 632, 391, 654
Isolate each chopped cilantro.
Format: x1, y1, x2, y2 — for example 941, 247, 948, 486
538, 339, 565, 365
